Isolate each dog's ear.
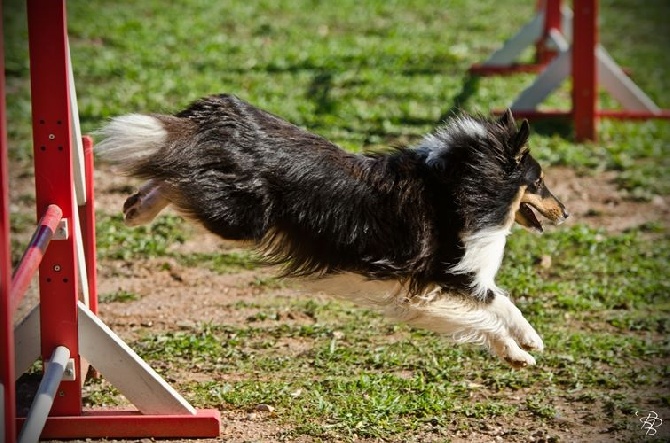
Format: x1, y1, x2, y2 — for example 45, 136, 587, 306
513, 120, 530, 163
498, 108, 516, 130
515, 119, 530, 147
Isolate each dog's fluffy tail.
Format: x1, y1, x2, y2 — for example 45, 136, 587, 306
95, 114, 193, 177
95, 115, 166, 167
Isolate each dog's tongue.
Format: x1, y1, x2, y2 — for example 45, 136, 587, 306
519, 203, 543, 233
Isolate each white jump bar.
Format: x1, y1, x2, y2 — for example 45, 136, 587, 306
17, 346, 71, 443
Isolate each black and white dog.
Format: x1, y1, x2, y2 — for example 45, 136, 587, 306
96, 94, 568, 368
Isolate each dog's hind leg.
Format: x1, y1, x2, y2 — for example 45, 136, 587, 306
123, 179, 170, 226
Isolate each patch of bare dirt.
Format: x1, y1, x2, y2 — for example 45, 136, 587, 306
545, 167, 669, 233
11, 162, 669, 443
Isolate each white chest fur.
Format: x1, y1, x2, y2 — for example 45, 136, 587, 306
449, 227, 510, 300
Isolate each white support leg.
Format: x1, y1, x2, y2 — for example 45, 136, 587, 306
482, 12, 544, 66
77, 302, 196, 415
14, 306, 41, 379
596, 45, 661, 113
15, 287, 198, 417
17, 346, 70, 443
479, 5, 573, 68
560, 6, 573, 42
66, 37, 91, 308
71, 203, 90, 307
67, 37, 85, 207
511, 48, 572, 110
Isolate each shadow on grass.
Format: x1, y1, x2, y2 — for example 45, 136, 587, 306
441, 73, 575, 139
307, 70, 337, 116
439, 74, 481, 123
528, 116, 574, 139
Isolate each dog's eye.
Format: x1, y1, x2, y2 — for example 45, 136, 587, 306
534, 178, 542, 188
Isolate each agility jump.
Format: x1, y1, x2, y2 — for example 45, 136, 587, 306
470, 0, 670, 141
1, 1, 220, 440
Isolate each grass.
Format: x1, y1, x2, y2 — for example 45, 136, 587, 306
126, 226, 668, 440
95, 214, 187, 260
4, 0, 669, 441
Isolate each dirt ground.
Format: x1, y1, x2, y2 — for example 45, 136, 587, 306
11, 161, 670, 442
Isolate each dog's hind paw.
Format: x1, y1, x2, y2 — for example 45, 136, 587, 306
123, 193, 147, 226
121, 180, 169, 227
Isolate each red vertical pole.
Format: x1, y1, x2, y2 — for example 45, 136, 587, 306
572, 0, 599, 141
80, 136, 98, 315
0, 4, 17, 440
27, 0, 82, 416
536, 0, 562, 64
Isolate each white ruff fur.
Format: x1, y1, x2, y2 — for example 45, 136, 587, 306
451, 116, 488, 138
416, 116, 487, 166
450, 227, 510, 300
95, 115, 166, 165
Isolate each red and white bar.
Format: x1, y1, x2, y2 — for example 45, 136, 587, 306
10, 205, 64, 313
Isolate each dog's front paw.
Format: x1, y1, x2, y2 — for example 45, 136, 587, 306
493, 338, 537, 369
519, 328, 544, 352
508, 317, 543, 352
492, 295, 544, 353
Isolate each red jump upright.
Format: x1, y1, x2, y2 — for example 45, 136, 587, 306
469, 0, 569, 76
1, 2, 16, 439
2, 1, 220, 440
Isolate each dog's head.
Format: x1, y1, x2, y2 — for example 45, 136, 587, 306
498, 109, 569, 233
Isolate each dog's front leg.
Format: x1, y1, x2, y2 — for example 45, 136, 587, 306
387, 289, 542, 368
487, 293, 543, 352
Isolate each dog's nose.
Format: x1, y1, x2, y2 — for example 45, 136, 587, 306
556, 207, 569, 224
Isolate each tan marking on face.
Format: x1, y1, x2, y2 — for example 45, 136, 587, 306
506, 186, 526, 227
520, 192, 564, 222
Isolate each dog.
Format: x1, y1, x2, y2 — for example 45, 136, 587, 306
96, 94, 568, 368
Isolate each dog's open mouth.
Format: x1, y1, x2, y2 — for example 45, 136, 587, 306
517, 202, 544, 233
516, 198, 569, 233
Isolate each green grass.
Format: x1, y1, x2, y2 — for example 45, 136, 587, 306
4, 0, 669, 440
95, 213, 187, 260
95, 211, 260, 272
127, 227, 668, 439
99, 289, 140, 304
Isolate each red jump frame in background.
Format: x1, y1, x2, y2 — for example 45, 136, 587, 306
2, 1, 220, 441
469, 0, 567, 76
469, 0, 670, 141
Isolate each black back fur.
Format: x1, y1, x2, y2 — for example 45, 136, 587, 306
129, 94, 533, 295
